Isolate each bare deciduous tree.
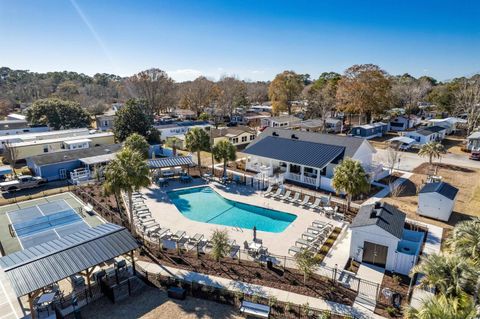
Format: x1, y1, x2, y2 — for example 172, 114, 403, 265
127, 68, 176, 116
179, 76, 214, 116
454, 77, 480, 135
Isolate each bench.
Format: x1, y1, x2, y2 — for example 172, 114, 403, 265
239, 301, 270, 318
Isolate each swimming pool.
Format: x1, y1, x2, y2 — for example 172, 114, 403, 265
167, 187, 297, 232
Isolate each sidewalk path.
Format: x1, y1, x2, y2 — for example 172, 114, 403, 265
353, 264, 385, 313
363, 172, 413, 205
137, 260, 386, 319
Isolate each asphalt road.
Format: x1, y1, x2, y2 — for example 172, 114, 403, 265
374, 148, 480, 172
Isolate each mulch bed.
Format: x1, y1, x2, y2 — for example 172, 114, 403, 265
374, 271, 411, 318
344, 258, 360, 274
79, 183, 125, 214
137, 228, 355, 306
138, 250, 356, 307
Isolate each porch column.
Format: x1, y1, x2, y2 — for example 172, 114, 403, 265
300, 166, 305, 183
316, 171, 321, 188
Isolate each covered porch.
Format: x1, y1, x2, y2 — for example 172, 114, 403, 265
246, 154, 336, 191
70, 153, 117, 184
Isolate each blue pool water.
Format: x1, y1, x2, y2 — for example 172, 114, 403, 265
167, 187, 297, 232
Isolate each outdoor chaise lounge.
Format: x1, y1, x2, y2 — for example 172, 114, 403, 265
288, 245, 302, 255
287, 192, 300, 203
308, 198, 322, 210
312, 220, 327, 227
271, 188, 285, 199
295, 238, 311, 248
278, 190, 291, 201
188, 233, 204, 245
299, 195, 311, 207
301, 232, 318, 240
263, 185, 274, 197
171, 230, 186, 241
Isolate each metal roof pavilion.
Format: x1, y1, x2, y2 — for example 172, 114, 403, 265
148, 156, 194, 169
0, 223, 139, 298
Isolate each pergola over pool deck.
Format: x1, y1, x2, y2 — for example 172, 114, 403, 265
148, 156, 194, 169
0, 223, 139, 319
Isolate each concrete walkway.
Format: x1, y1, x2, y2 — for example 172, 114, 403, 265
137, 260, 386, 319
363, 172, 413, 205
353, 264, 385, 312
408, 220, 443, 310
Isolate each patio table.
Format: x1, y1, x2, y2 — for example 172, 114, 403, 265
248, 242, 262, 251
37, 292, 56, 305
162, 171, 174, 178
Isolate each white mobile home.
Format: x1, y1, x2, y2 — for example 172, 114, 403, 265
260, 115, 301, 129
418, 182, 458, 221
404, 126, 446, 145
427, 117, 465, 135
389, 115, 421, 131
154, 121, 211, 142
0, 128, 89, 151
466, 131, 480, 151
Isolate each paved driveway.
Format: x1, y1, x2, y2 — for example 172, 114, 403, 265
374, 148, 480, 172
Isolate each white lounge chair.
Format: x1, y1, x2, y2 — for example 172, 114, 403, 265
271, 188, 285, 199
288, 192, 300, 203
299, 195, 311, 207
278, 190, 291, 201
308, 198, 322, 210
263, 186, 274, 197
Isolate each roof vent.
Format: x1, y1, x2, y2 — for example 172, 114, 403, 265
291, 134, 298, 140
105, 149, 111, 153
272, 132, 279, 137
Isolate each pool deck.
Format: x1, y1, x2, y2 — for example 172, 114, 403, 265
141, 179, 344, 257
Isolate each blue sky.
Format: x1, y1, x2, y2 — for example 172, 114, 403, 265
0, 0, 479, 82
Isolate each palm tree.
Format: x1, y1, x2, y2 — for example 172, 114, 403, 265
210, 229, 230, 262
103, 160, 126, 215
295, 248, 320, 284
124, 133, 150, 159
331, 158, 370, 210
104, 148, 150, 236
165, 137, 181, 156
418, 142, 445, 166
405, 292, 478, 319
212, 140, 236, 178
410, 254, 477, 298
185, 127, 210, 175
448, 218, 480, 265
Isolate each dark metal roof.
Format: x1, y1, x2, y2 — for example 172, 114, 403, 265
0, 223, 138, 297
148, 156, 194, 169
419, 182, 458, 200
243, 136, 345, 169
416, 125, 446, 136
27, 144, 122, 166
248, 127, 369, 158
426, 125, 447, 133
350, 202, 406, 239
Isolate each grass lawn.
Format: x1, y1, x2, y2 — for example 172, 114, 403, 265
383, 162, 480, 231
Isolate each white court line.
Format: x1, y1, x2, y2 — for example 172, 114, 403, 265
63, 199, 92, 228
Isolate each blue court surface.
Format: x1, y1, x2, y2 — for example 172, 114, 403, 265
7, 200, 90, 249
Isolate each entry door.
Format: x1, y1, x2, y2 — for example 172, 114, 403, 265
362, 241, 388, 268
59, 168, 67, 180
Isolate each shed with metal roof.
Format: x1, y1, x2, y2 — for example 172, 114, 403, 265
418, 182, 458, 221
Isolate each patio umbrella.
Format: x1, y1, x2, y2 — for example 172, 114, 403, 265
253, 226, 257, 241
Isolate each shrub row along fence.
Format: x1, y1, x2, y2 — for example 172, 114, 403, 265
136, 264, 356, 319
139, 233, 381, 303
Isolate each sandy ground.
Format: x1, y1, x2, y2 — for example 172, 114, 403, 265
383, 163, 480, 231
81, 286, 242, 319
